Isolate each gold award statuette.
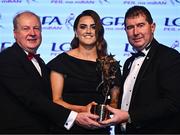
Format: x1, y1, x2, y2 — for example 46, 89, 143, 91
91, 54, 120, 121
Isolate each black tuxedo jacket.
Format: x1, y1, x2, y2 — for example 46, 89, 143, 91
0, 43, 70, 133
120, 38, 180, 134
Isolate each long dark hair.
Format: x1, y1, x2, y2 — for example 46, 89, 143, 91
70, 9, 107, 58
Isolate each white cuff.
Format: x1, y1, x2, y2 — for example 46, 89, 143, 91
128, 114, 131, 123
64, 111, 78, 130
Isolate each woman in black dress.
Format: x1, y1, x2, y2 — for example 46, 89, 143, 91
47, 9, 121, 134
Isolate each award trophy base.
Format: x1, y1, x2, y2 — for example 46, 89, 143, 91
91, 104, 109, 121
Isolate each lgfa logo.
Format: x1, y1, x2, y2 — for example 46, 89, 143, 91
41, 14, 125, 31
170, 0, 180, 5
1, 42, 11, 52
65, 13, 75, 30
164, 17, 180, 31
41, 16, 63, 30
165, 17, 180, 27
171, 40, 179, 49
41, 13, 75, 30
123, 43, 134, 57
101, 16, 124, 26
51, 42, 71, 56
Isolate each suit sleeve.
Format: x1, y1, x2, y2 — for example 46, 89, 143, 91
129, 48, 180, 128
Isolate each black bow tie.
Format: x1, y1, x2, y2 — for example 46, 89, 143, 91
131, 51, 145, 58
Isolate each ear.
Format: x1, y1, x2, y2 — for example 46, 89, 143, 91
151, 22, 156, 33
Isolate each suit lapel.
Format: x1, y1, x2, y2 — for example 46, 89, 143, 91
35, 56, 49, 78
123, 57, 135, 83
132, 39, 159, 98
12, 43, 43, 79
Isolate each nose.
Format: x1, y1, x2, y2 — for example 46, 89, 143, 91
133, 26, 139, 35
86, 27, 92, 33
29, 28, 36, 35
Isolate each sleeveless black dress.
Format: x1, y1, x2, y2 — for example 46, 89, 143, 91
47, 52, 121, 134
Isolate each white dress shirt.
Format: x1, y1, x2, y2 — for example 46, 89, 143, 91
121, 48, 150, 130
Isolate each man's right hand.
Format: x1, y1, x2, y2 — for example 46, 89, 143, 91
99, 105, 129, 126
75, 112, 102, 129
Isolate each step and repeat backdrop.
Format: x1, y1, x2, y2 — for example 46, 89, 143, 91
0, 0, 180, 65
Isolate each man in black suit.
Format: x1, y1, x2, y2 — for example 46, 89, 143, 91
0, 11, 101, 133
100, 6, 180, 134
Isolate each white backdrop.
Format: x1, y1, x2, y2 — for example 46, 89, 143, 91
1, 0, 180, 66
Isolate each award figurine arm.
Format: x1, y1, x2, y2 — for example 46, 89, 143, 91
109, 85, 120, 109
